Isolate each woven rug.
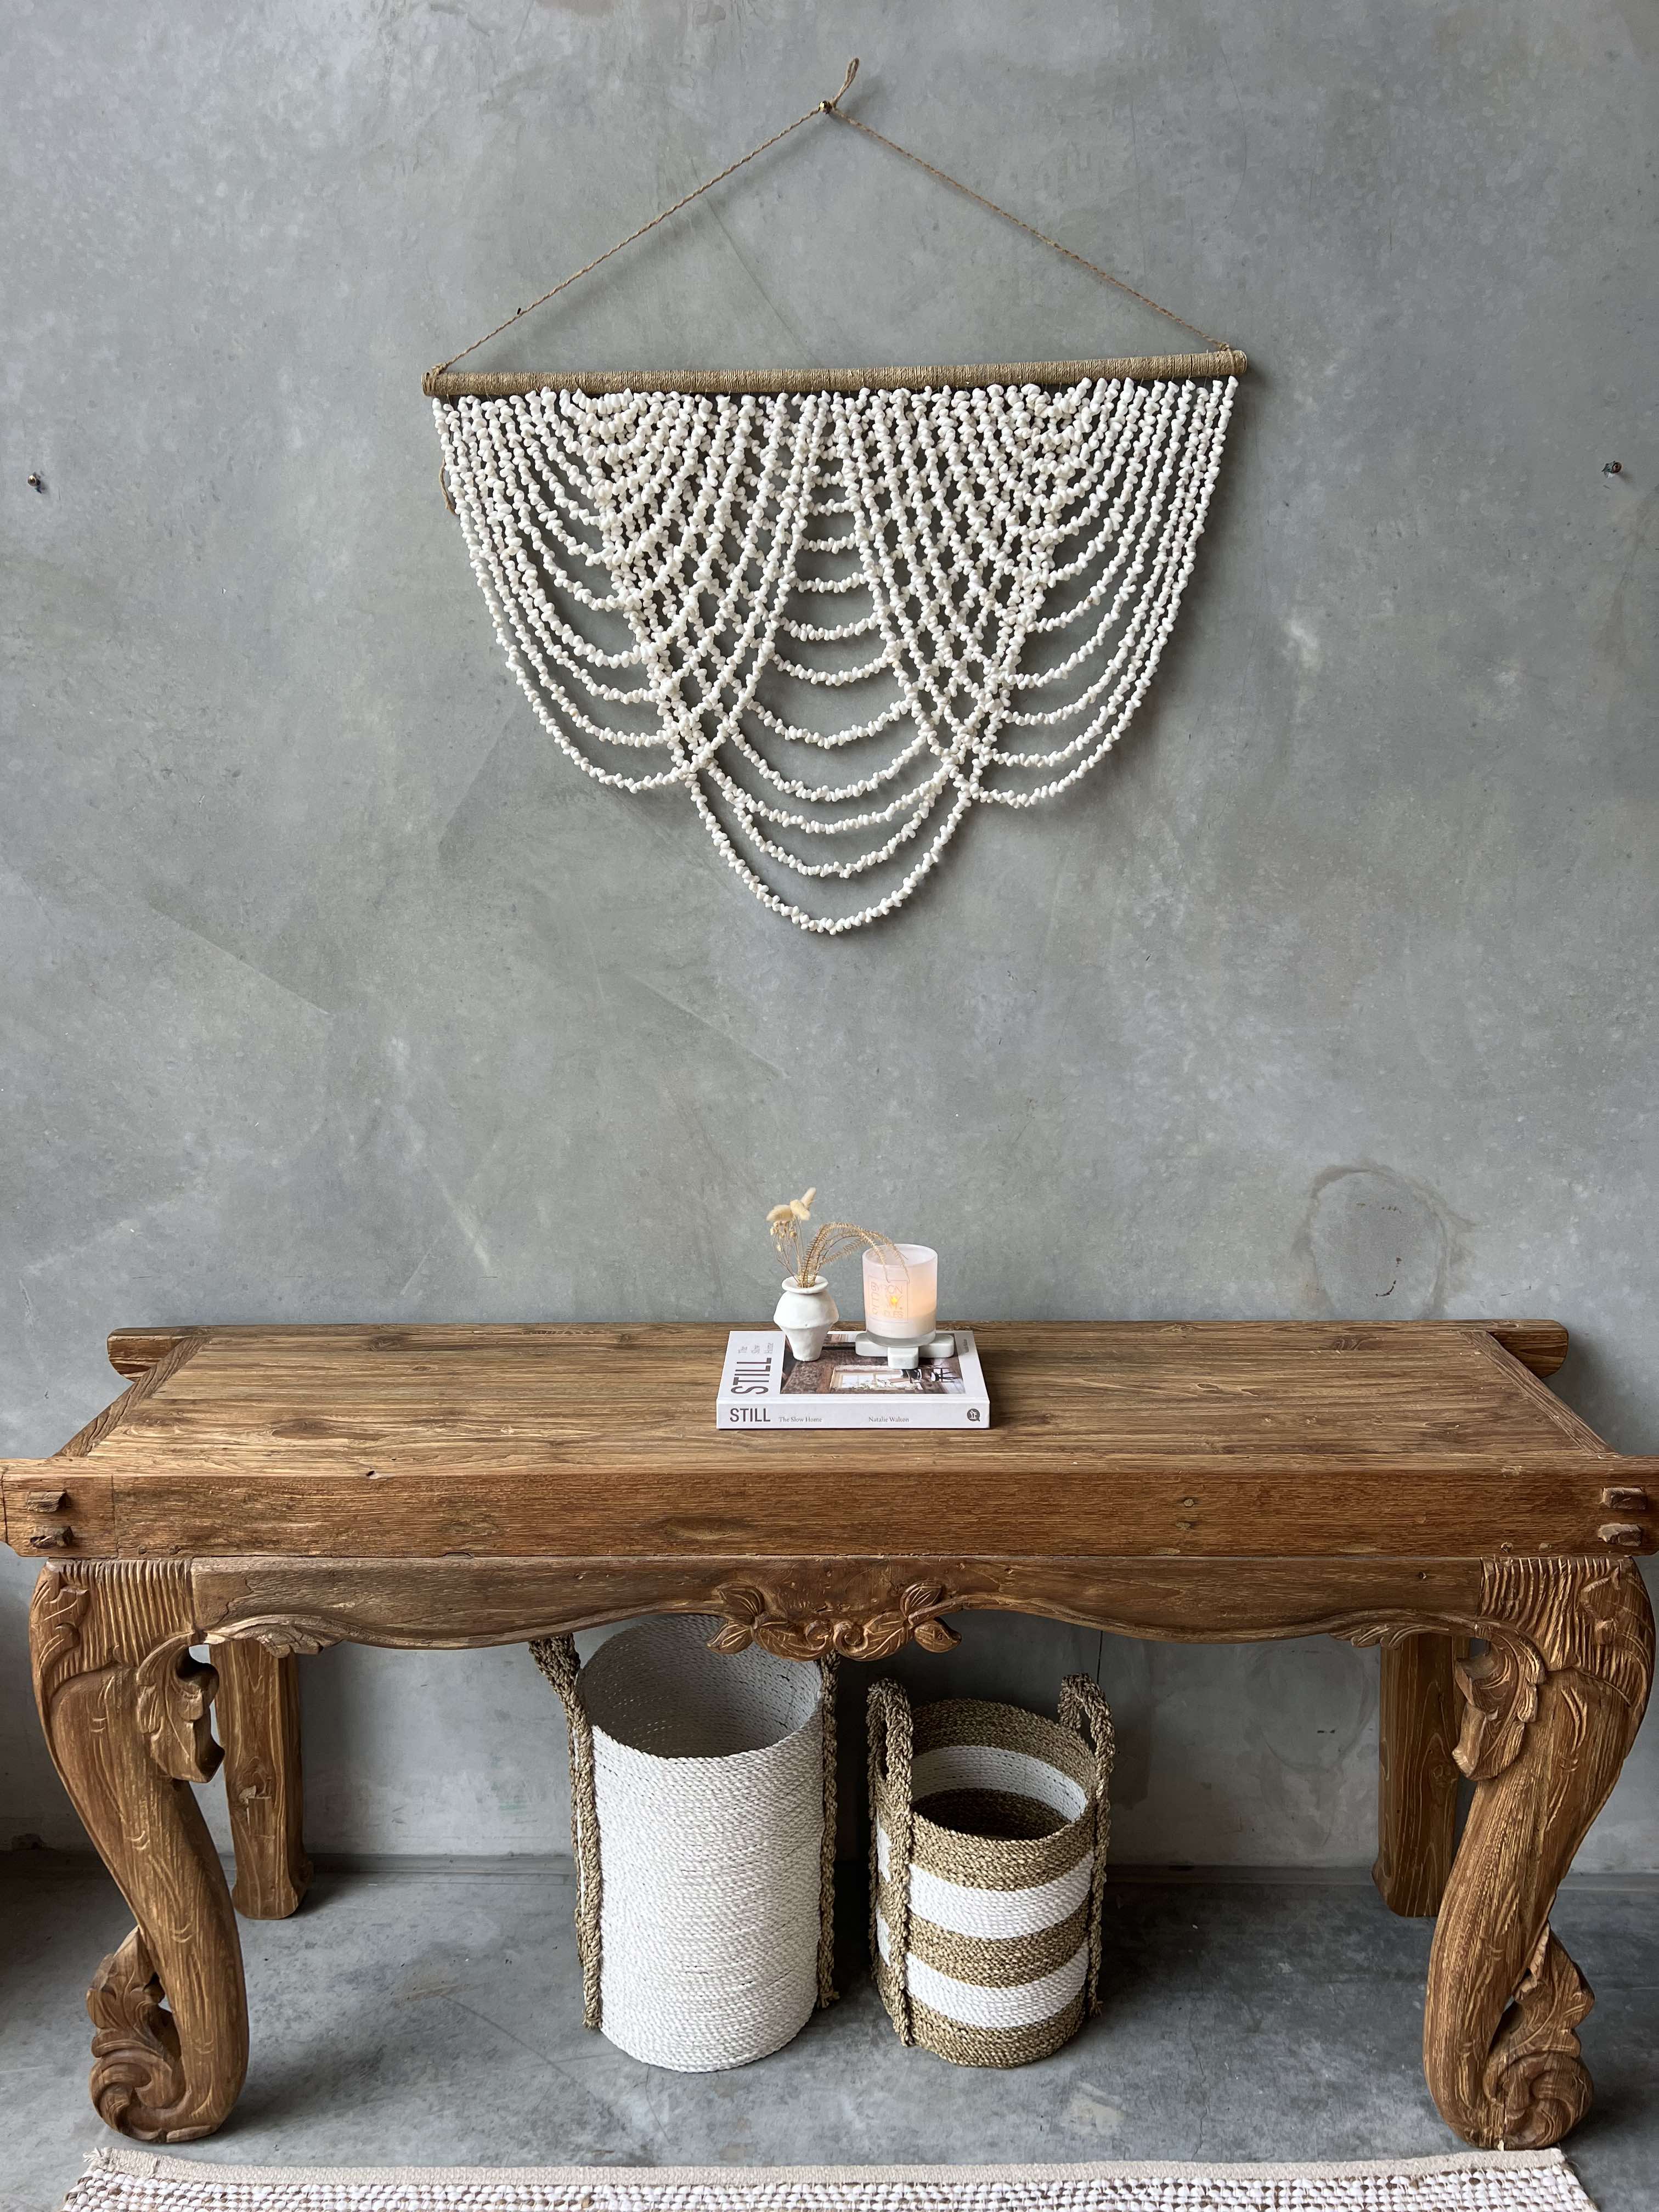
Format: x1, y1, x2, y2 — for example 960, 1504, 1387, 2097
69, 2146, 1598, 2212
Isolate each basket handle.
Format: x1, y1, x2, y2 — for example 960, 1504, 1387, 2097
1059, 1673, 1115, 2017
529, 1634, 603, 2030
865, 1678, 916, 2044
816, 1653, 840, 2010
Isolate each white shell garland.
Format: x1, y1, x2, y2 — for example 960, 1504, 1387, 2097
435, 374, 1236, 934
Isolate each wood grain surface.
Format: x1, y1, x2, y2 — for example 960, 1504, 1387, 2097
18, 1318, 1656, 2154
31, 1561, 247, 2139
30, 1544, 1653, 2151
1374, 1632, 1465, 1917
213, 1640, 311, 1919
4, 1321, 1652, 1562
182, 1550, 1493, 1650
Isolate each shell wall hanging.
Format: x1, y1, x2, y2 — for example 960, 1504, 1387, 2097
427, 61, 1245, 934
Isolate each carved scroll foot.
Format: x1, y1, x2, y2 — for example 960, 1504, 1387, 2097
88, 1928, 191, 2138
1423, 1557, 1653, 2148
215, 1639, 311, 1918
32, 1564, 249, 2140
1480, 1926, 1595, 2147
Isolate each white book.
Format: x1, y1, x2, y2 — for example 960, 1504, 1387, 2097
715, 1328, 991, 1430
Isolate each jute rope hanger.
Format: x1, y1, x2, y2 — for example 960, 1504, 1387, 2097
424, 57, 1246, 398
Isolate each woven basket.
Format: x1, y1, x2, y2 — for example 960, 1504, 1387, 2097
532, 1616, 836, 2072
868, 1676, 1114, 2068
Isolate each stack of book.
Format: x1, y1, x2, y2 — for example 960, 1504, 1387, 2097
715, 1329, 990, 1429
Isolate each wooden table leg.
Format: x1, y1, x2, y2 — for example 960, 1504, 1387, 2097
1375, 1631, 1462, 1917
31, 1561, 249, 2141
1423, 1556, 1654, 2147
215, 1640, 311, 1918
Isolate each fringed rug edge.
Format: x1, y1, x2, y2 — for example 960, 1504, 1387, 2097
84, 2143, 1576, 2187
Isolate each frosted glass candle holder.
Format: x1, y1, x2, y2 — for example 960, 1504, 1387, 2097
862, 1244, 939, 1342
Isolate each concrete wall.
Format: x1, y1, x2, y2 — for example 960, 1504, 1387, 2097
3, 0, 1655, 1868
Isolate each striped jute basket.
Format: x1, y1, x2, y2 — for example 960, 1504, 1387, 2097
532, 1617, 836, 2072
868, 1676, 1114, 2068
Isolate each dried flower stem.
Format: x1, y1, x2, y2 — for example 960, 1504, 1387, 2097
766, 1187, 904, 1290
791, 1221, 903, 1288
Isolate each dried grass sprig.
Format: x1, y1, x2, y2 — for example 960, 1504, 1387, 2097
766, 1186, 903, 1289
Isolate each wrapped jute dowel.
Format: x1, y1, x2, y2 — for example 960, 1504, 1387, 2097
868, 1675, 1114, 2067
532, 1616, 836, 2072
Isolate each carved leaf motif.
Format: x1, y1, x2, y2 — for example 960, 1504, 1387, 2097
240, 1621, 341, 1659
707, 1621, 759, 1655
88, 1928, 186, 2143
1482, 1927, 1594, 2149
900, 1582, 962, 1655
1336, 1615, 1548, 1782
1563, 1563, 1654, 1741
30, 1572, 90, 1713
832, 1613, 902, 1662
913, 1617, 961, 1654
1340, 1620, 1427, 1654
1471, 1554, 1654, 1747
134, 1640, 223, 1784
706, 1587, 764, 1655
1455, 1635, 1545, 1781
709, 1579, 962, 1663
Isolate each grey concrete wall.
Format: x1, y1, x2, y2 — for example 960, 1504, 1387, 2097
2, 0, 1655, 1867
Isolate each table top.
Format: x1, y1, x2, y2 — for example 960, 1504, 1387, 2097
4, 1319, 1653, 1562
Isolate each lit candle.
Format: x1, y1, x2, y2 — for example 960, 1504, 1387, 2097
862, 1244, 939, 1341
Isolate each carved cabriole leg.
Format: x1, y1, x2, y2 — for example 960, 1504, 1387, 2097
1375, 1632, 1463, 1917
31, 1562, 248, 2141
213, 1639, 311, 1918
1423, 1556, 1654, 2148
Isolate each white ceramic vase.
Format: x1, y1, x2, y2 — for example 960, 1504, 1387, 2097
774, 1276, 838, 1361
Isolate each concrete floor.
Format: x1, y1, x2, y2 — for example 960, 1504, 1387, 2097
3, 1859, 1656, 2212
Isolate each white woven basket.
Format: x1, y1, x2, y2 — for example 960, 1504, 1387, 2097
868, 1678, 1114, 2068
533, 1617, 835, 2072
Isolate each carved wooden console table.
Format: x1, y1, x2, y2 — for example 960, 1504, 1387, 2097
5, 1321, 1654, 2148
